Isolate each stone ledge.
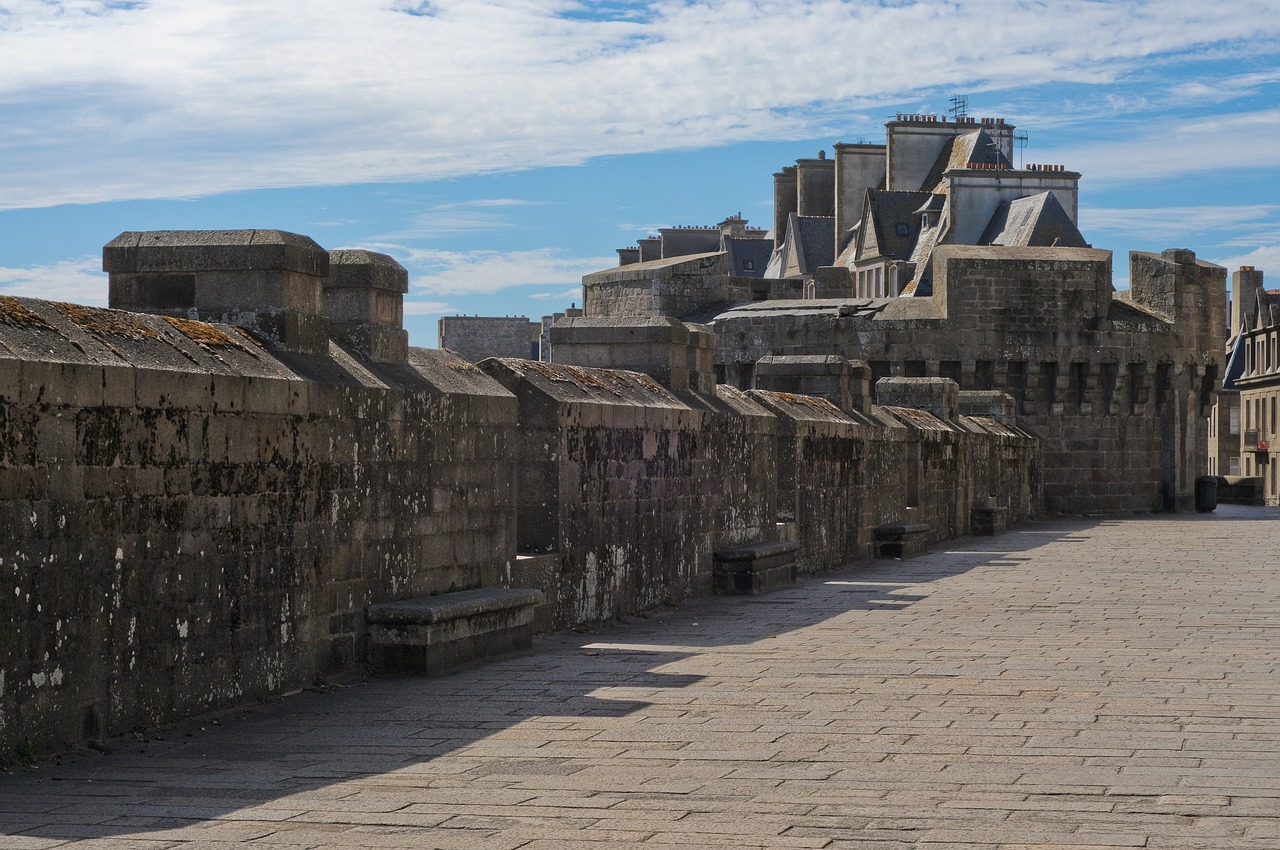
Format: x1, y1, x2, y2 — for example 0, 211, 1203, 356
972, 505, 1010, 536
874, 523, 931, 559
714, 540, 799, 595
367, 587, 544, 675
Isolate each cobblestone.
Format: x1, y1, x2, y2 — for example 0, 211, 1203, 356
1, 507, 1277, 848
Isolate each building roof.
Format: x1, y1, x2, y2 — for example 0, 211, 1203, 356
796, 216, 836, 273
724, 236, 774, 278
866, 190, 934, 262
980, 191, 1088, 248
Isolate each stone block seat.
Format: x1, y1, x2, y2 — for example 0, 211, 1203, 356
367, 587, 544, 675
713, 540, 800, 594
971, 504, 1010, 536
874, 523, 931, 559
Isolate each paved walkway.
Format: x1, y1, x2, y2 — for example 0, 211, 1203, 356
2, 507, 1278, 849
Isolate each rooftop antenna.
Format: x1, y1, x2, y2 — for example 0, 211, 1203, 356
948, 94, 969, 120
1014, 129, 1029, 168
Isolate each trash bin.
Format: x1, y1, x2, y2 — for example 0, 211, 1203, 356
1194, 475, 1218, 513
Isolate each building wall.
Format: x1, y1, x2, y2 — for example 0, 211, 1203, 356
834, 143, 887, 252
1237, 321, 1280, 503
480, 357, 1039, 630
945, 172, 1081, 244
3, 230, 1045, 761
0, 302, 517, 756
439, 315, 538, 362
684, 246, 1225, 514
583, 253, 728, 319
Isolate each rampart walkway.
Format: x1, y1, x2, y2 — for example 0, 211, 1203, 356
2, 508, 1278, 849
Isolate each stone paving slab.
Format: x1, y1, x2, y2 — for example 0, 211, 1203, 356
2, 506, 1278, 848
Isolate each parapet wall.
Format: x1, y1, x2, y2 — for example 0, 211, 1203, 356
1, 230, 1041, 759
637, 245, 1227, 514
0, 296, 515, 756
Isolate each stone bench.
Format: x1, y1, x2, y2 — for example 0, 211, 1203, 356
971, 505, 1010, 536
874, 522, 931, 559
367, 587, 543, 675
713, 540, 799, 595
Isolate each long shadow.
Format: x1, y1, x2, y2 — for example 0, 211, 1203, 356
0, 513, 1194, 842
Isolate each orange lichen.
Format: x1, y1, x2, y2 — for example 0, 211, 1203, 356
772, 391, 840, 412
0, 296, 54, 330
446, 359, 481, 372
523, 361, 574, 384
161, 316, 249, 350
53, 302, 160, 340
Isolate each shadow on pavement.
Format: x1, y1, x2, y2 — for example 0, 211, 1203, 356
0, 512, 1220, 842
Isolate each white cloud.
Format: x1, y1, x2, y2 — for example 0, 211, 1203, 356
402, 247, 612, 295
1039, 109, 1280, 185
0, 257, 107, 305
528, 287, 583, 301
380, 199, 550, 238
2, 0, 1279, 208
1083, 204, 1279, 239
1209, 245, 1280, 278
402, 299, 455, 315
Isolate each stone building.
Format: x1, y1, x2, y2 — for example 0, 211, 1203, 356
616, 214, 773, 277
616, 115, 1087, 299
1223, 266, 1280, 503
438, 314, 539, 361
0, 228, 1042, 756
580, 116, 1227, 515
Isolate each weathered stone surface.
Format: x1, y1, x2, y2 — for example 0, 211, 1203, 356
713, 540, 799, 594
367, 587, 543, 675
2, 230, 1044, 763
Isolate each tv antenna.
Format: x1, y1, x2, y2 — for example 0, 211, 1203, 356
1014, 130, 1029, 168
948, 94, 969, 120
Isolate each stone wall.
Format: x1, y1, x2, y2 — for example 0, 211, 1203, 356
438, 315, 538, 362
479, 359, 780, 630
661, 246, 1225, 514
2, 229, 1044, 760
0, 296, 515, 756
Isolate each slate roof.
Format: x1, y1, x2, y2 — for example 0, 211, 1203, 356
865, 190, 934, 262
980, 191, 1088, 248
795, 215, 836, 272
723, 236, 774, 278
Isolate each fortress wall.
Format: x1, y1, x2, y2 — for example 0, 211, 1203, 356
750, 392, 1039, 572
583, 253, 727, 319
703, 248, 1224, 514
0, 303, 516, 756
479, 359, 777, 631
2, 232, 1047, 760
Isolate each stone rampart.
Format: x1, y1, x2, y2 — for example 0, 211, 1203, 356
2, 230, 1041, 759
670, 246, 1225, 514
0, 295, 515, 756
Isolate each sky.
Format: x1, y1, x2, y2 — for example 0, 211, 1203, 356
2, 0, 1280, 347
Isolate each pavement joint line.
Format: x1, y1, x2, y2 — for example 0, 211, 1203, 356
1, 507, 1278, 847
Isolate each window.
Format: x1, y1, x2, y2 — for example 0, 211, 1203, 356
975, 360, 995, 390
1007, 361, 1028, 414
1101, 362, 1119, 409
895, 222, 910, 237
1129, 362, 1148, 413
1072, 362, 1090, 412
742, 259, 754, 271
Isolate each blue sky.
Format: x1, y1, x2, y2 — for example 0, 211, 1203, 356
2, 0, 1279, 347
